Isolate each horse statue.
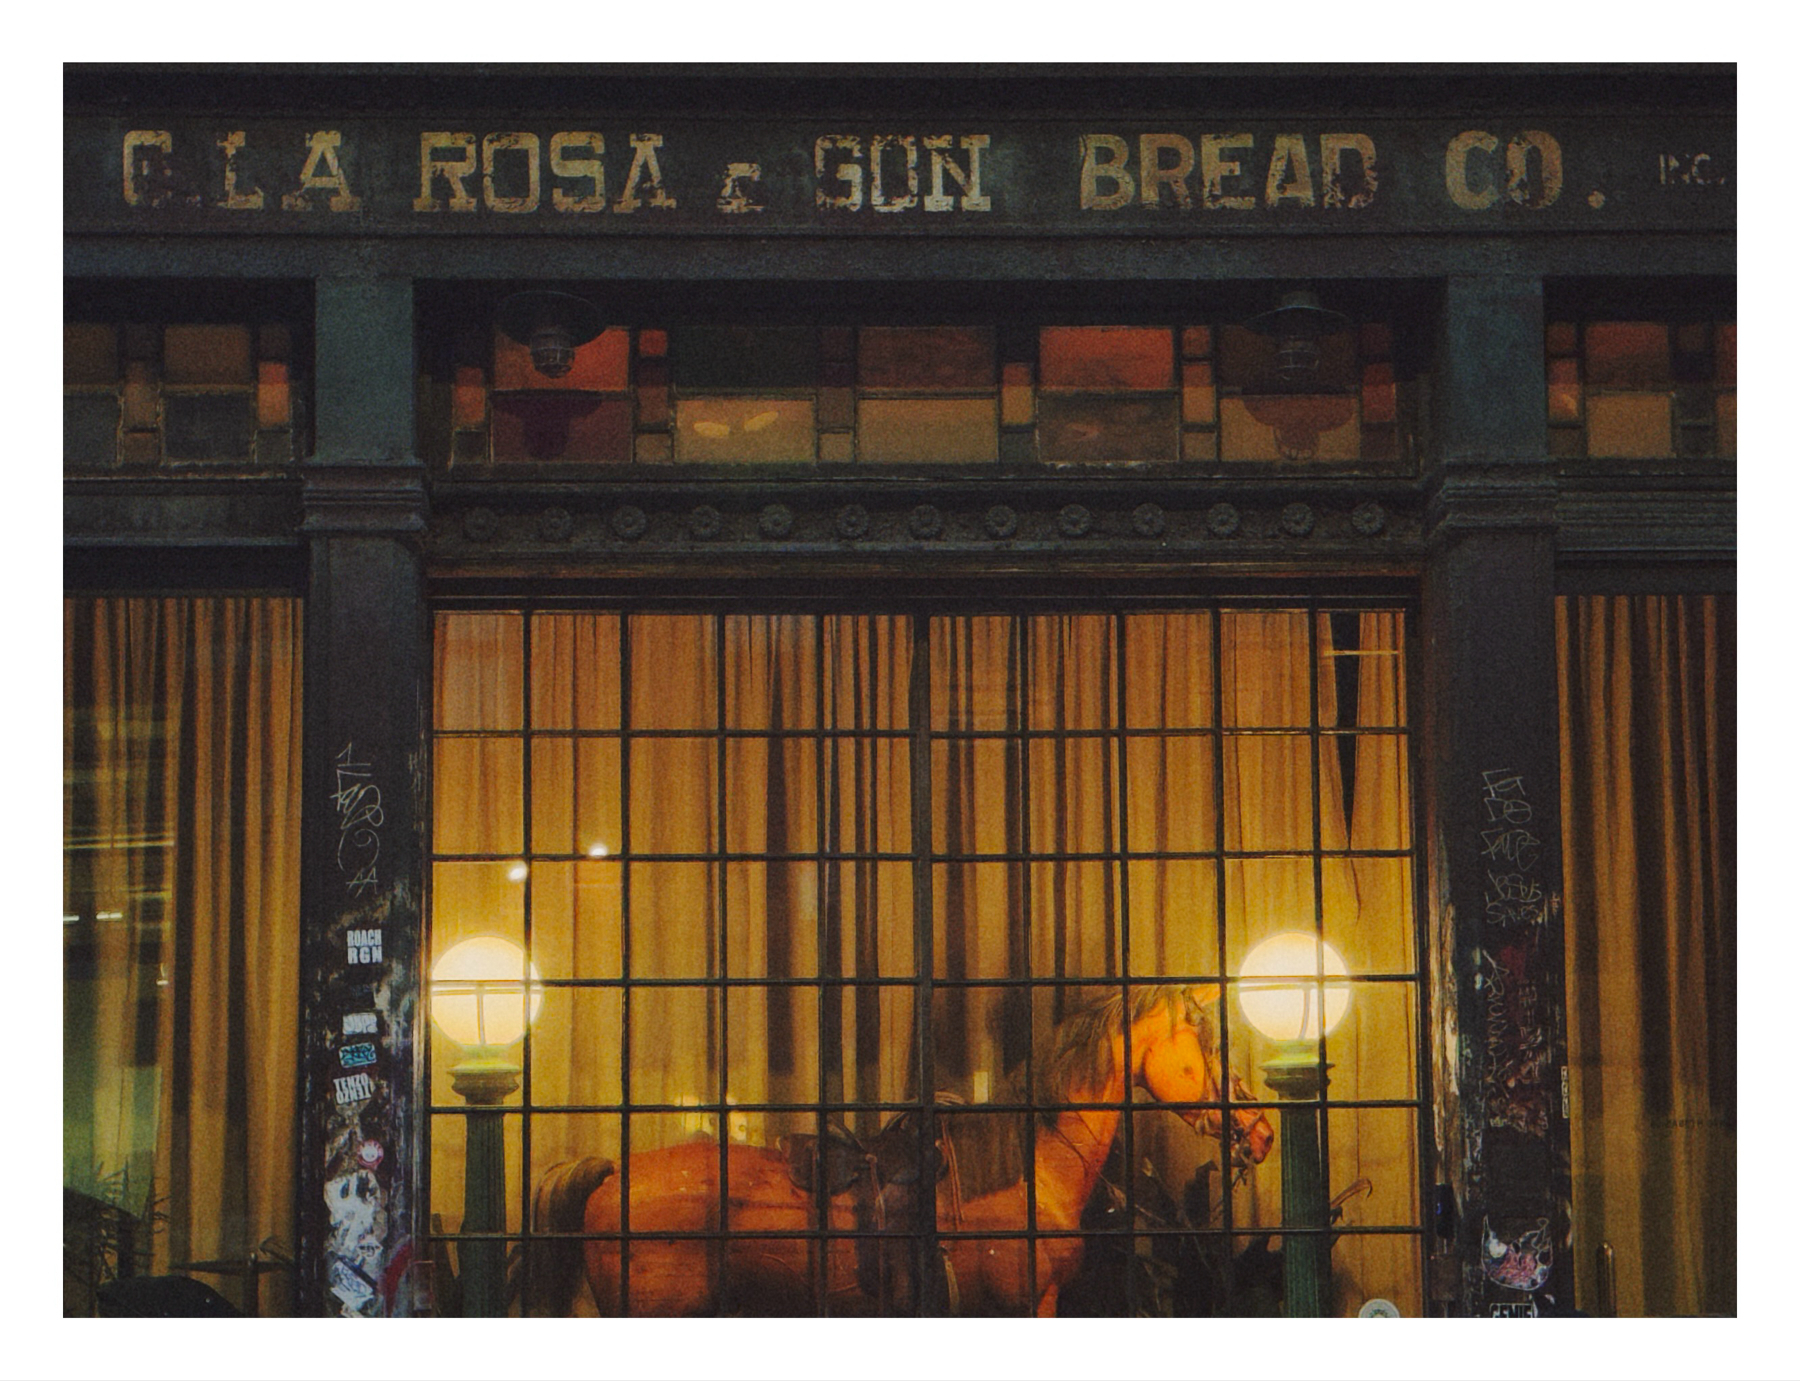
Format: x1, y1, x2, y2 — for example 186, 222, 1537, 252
524, 984, 1273, 1317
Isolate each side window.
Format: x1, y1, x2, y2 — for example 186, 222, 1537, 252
63, 597, 304, 1316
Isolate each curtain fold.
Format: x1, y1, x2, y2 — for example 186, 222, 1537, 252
1557, 594, 1736, 1316
63, 597, 303, 1314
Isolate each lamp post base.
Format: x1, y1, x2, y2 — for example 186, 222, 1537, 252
451, 1056, 521, 1317
1263, 1050, 1331, 1318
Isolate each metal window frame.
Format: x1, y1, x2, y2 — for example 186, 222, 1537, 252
425, 596, 1430, 1317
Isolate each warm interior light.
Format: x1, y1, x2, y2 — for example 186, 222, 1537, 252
430, 937, 544, 1050
1238, 932, 1351, 1043
587, 842, 609, 858
507, 862, 529, 882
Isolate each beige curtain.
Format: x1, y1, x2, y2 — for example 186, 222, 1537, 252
430, 608, 1417, 1314
1557, 594, 1735, 1316
63, 597, 303, 1314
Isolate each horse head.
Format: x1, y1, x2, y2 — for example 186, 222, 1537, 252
1138, 1005, 1275, 1168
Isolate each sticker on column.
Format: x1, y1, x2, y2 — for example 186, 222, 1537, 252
343, 1012, 378, 1036
333, 1072, 376, 1105
347, 928, 383, 964
326, 1166, 389, 1317
357, 1138, 384, 1171
339, 1043, 378, 1069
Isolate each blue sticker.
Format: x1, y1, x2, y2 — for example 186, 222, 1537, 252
340, 1042, 378, 1068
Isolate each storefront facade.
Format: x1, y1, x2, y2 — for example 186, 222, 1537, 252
63, 64, 1735, 1319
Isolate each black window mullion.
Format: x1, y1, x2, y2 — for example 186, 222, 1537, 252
909, 613, 938, 1316
1309, 606, 1334, 1265
814, 613, 831, 1315
1212, 607, 1235, 1312
1019, 615, 1038, 1314
617, 612, 635, 1315
1112, 610, 1135, 1319
714, 613, 730, 1314
518, 609, 536, 1308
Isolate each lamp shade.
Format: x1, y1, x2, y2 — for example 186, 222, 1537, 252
430, 937, 544, 1050
1237, 932, 1351, 1042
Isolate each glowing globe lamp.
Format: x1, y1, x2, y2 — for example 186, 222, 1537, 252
430, 936, 544, 1058
1238, 931, 1351, 1045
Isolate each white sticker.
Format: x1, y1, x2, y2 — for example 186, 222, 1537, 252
343, 1012, 378, 1036
347, 928, 384, 965
333, 1072, 375, 1105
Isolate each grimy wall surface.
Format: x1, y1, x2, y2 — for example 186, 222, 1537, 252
64, 63, 1734, 1318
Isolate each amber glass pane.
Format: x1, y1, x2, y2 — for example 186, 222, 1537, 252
857, 327, 994, 389
434, 738, 523, 854
528, 861, 623, 980
1123, 612, 1214, 729
1717, 393, 1737, 455
1038, 395, 1178, 463
1000, 363, 1034, 426
629, 615, 717, 730
530, 613, 622, 732
1219, 395, 1360, 462
857, 397, 997, 463
436, 613, 524, 730
1039, 327, 1174, 390
493, 326, 629, 392
1182, 361, 1217, 423
1586, 394, 1673, 459
1547, 357, 1583, 423
1584, 322, 1670, 389
491, 395, 633, 463
1126, 859, 1221, 975
65, 324, 118, 385
163, 325, 253, 385
1126, 736, 1216, 853
674, 398, 815, 463
1361, 363, 1397, 424
257, 362, 291, 428
530, 737, 623, 858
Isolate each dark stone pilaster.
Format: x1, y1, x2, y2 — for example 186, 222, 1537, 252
294, 276, 430, 1316
1421, 275, 1574, 1315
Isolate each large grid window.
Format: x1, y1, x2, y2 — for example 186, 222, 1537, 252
428, 606, 1423, 1316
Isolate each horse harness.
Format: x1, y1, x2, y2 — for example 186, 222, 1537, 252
778, 1109, 967, 1312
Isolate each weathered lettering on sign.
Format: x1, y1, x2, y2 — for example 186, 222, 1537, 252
69, 118, 1734, 236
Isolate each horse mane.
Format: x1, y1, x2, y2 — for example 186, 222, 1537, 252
943, 984, 1218, 1200
1034, 983, 1215, 1109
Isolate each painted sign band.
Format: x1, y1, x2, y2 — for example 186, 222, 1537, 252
65, 117, 1734, 236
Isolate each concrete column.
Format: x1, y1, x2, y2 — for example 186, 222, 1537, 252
1421, 275, 1574, 1315
294, 276, 430, 1316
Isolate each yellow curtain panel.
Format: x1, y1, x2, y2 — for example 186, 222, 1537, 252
63, 597, 303, 1315
1557, 594, 1736, 1316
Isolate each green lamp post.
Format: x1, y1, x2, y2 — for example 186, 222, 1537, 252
1238, 931, 1352, 1318
430, 935, 544, 1317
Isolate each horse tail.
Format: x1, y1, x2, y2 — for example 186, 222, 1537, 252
518, 1156, 615, 1316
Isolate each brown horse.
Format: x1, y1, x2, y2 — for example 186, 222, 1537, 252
527, 985, 1273, 1317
